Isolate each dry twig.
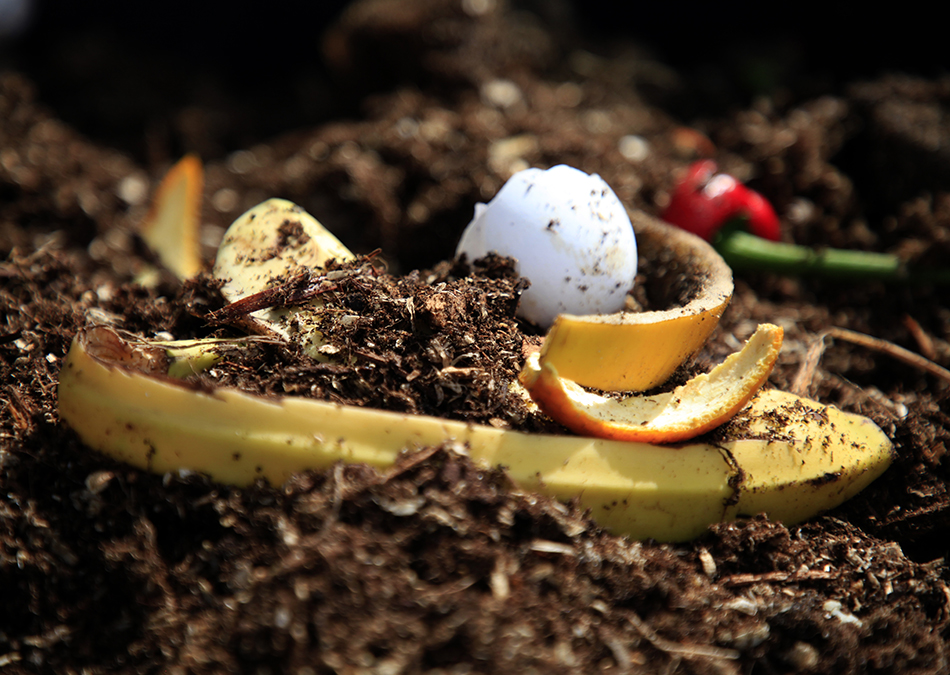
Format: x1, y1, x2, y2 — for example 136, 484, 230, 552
625, 610, 740, 661
826, 326, 950, 386
789, 334, 828, 397
902, 314, 938, 361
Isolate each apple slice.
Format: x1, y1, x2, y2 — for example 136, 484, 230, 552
520, 323, 783, 443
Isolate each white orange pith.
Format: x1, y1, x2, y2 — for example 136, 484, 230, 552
139, 154, 204, 280
520, 323, 784, 443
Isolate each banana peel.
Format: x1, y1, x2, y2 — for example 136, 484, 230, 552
539, 211, 735, 392
723, 389, 893, 523
58, 326, 894, 542
72, 190, 893, 541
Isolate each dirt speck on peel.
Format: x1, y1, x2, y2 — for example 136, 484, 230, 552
2, 2, 950, 673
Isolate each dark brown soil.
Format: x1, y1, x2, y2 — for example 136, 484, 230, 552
2, 2, 950, 673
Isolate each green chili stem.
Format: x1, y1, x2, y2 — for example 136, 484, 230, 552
714, 230, 950, 284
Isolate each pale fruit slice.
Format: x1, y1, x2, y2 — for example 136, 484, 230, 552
520, 323, 783, 443
539, 211, 734, 392
142, 336, 274, 379
139, 154, 204, 280
58, 326, 893, 543
211, 198, 354, 355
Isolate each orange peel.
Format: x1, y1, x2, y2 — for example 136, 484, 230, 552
139, 154, 204, 280
520, 323, 784, 443
538, 211, 734, 392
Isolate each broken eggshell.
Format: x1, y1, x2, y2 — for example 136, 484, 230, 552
457, 165, 637, 328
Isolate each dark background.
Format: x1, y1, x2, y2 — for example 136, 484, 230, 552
3, 0, 946, 162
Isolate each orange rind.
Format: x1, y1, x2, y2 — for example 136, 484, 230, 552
139, 154, 204, 280
521, 323, 784, 443
538, 211, 734, 392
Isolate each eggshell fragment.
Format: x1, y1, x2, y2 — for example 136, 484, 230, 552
457, 165, 637, 328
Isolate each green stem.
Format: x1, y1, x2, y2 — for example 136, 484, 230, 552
714, 230, 950, 284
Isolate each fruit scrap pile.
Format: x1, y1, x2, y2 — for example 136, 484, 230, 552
57, 159, 895, 542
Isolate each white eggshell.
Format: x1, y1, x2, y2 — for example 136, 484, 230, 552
457, 165, 638, 327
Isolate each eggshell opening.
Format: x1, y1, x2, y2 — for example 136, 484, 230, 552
457, 165, 638, 327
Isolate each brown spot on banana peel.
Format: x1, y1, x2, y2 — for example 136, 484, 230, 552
57, 327, 893, 543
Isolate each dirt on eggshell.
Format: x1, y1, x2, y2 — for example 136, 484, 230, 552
3, 3, 950, 674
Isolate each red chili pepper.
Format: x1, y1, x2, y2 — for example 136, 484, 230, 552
661, 160, 781, 242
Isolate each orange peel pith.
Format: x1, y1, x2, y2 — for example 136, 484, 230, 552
139, 154, 204, 280
539, 211, 734, 392
520, 323, 784, 443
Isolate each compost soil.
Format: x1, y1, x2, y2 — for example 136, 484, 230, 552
3, 2, 950, 673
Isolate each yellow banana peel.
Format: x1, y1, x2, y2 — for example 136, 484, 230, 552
724, 388, 894, 523
58, 327, 894, 542
74, 189, 893, 542
539, 212, 735, 392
